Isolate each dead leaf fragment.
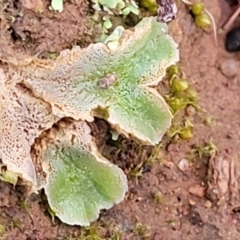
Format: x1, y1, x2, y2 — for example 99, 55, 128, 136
206, 155, 237, 204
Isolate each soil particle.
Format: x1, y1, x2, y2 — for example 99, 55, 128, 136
220, 58, 239, 77
178, 158, 190, 172
204, 200, 212, 208
189, 199, 197, 206
189, 184, 205, 198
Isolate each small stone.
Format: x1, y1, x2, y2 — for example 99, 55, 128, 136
204, 200, 212, 208
163, 161, 173, 168
178, 158, 190, 171
189, 184, 205, 198
220, 59, 239, 78
189, 199, 196, 206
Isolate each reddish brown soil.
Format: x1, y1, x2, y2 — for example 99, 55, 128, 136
0, 0, 90, 57
1, 0, 240, 239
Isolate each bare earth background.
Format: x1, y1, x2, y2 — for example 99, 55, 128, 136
0, 0, 240, 239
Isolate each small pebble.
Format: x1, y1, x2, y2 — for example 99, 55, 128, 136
189, 199, 196, 206
220, 59, 238, 78
189, 184, 205, 198
204, 200, 212, 208
178, 158, 190, 171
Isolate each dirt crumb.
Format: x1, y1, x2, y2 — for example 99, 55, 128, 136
189, 184, 205, 198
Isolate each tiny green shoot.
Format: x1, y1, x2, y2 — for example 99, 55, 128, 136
0, 169, 18, 186
0, 224, 4, 235
167, 118, 194, 140
80, 224, 105, 240
181, 0, 217, 45
165, 65, 198, 114
191, 142, 218, 159
147, 143, 164, 164
47, 205, 56, 224
151, 190, 163, 203
134, 222, 149, 237
20, 198, 34, 222
129, 162, 144, 184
